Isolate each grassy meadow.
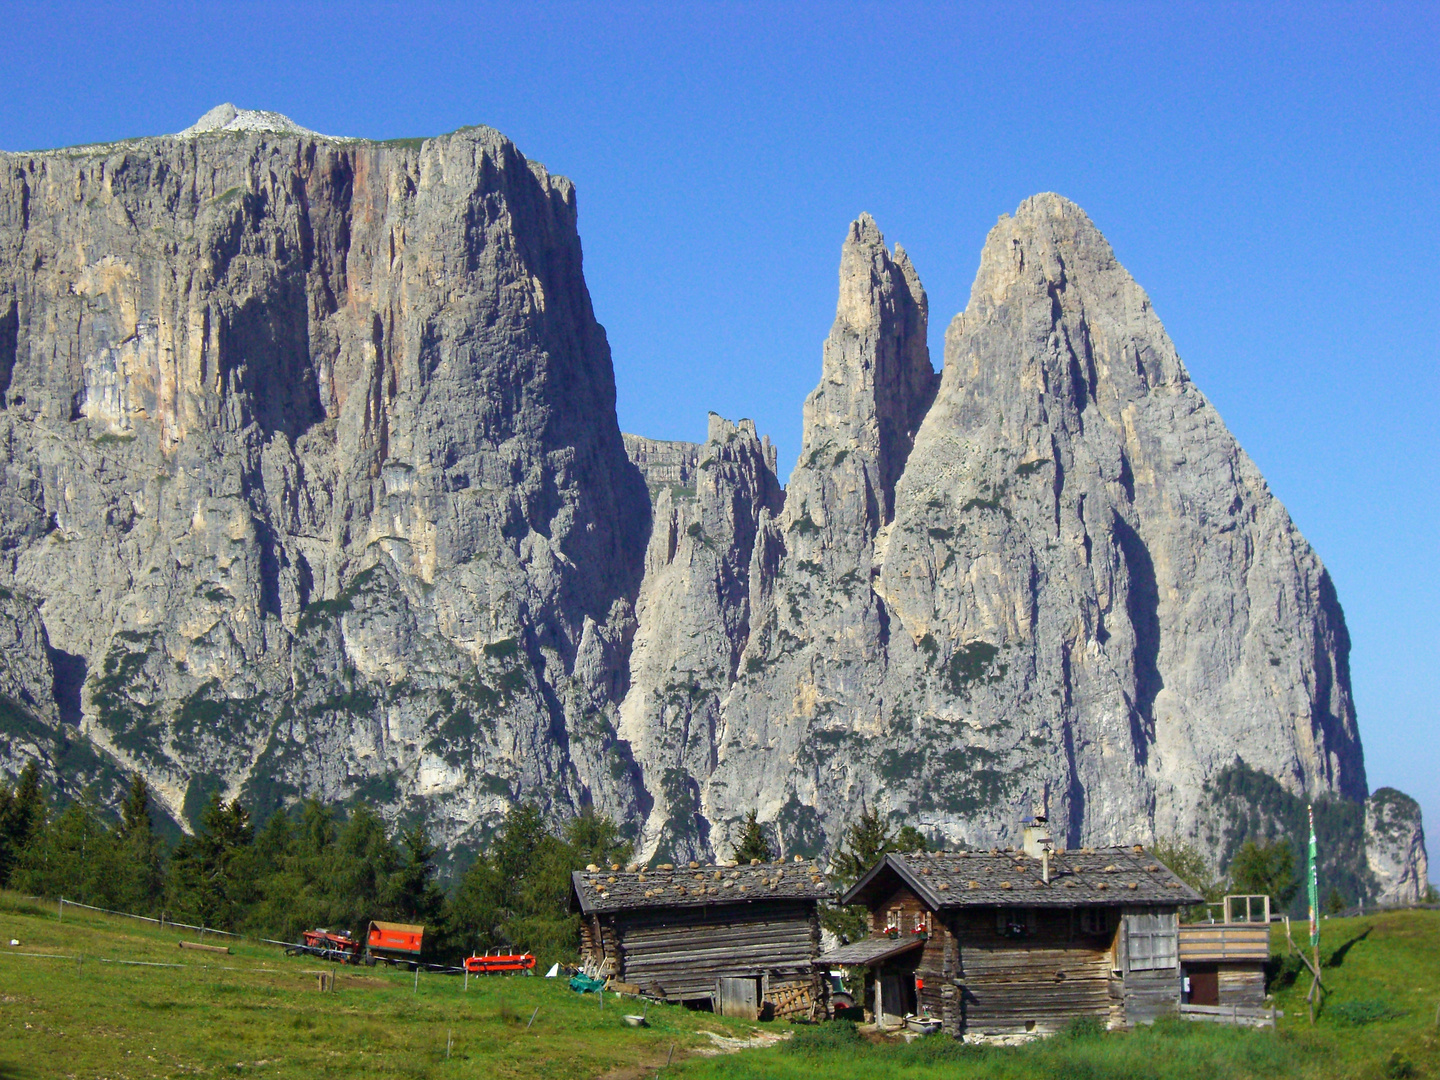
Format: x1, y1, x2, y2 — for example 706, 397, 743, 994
0, 891, 760, 1079
3, 892, 1437, 1080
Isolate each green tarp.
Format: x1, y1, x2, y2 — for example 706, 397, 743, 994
569, 973, 606, 994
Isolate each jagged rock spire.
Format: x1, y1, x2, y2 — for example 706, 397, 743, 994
790, 212, 937, 541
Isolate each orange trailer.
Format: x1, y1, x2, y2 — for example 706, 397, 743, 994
464, 949, 536, 975
366, 921, 425, 967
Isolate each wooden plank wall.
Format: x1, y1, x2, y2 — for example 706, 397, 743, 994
1120, 909, 1181, 1026
1178, 923, 1269, 962
1122, 970, 1180, 1024
1217, 965, 1266, 1008
606, 900, 822, 1005
950, 907, 1116, 1036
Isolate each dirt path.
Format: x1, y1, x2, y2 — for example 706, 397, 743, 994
595, 1026, 790, 1079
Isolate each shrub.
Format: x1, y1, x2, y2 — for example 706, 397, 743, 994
784, 1019, 864, 1054
1062, 1015, 1107, 1040
1386, 1050, 1417, 1078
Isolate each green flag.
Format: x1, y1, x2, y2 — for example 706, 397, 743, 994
1307, 804, 1320, 948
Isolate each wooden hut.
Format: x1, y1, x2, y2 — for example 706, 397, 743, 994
826, 839, 1202, 1037
1178, 895, 1271, 1016
569, 857, 832, 1019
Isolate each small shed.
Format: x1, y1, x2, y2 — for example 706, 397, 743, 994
827, 840, 1202, 1036
1178, 895, 1271, 1012
569, 858, 832, 1019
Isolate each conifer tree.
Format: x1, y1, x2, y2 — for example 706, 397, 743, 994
732, 809, 773, 863
116, 773, 165, 911
391, 822, 446, 928
166, 796, 255, 930
13, 788, 125, 908
823, 805, 928, 943
0, 761, 44, 886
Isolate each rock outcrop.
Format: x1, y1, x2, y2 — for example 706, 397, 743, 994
0, 111, 1420, 900
1366, 789, 1429, 906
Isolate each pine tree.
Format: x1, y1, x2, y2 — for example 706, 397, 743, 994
823, 806, 927, 944
390, 822, 445, 928
1228, 839, 1299, 908
830, 806, 893, 885
116, 774, 165, 912
732, 809, 773, 864
166, 796, 255, 930
0, 761, 44, 886
13, 788, 125, 908
565, 808, 633, 869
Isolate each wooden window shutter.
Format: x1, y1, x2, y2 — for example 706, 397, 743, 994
1124, 912, 1177, 971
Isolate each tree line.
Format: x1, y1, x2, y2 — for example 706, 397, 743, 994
0, 762, 631, 963
3, 759, 1380, 962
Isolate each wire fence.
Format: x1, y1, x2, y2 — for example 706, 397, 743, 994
14, 893, 472, 975
51, 896, 294, 948
58, 896, 245, 938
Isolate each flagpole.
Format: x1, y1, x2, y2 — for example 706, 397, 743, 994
1306, 803, 1323, 1023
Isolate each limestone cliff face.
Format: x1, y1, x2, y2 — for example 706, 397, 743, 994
618, 418, 782, 861
657, 198, 1372, 877
1366, 789, 1429, 906
874, 194, 1365, 843
0, 117, 649, 841
0, 113, 1417, 898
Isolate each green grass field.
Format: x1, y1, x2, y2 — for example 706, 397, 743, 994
3, 895, 1437, 1080
0, 892, 761, 1079
674, 911, 1440, 1080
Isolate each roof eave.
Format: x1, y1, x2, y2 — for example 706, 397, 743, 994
840, 854, 943, 909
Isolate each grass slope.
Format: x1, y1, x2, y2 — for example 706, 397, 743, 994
678, 910, 1440, 1080
0, 892, 759, 1079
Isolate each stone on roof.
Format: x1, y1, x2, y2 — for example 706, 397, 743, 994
841, 847, 1202, 909
570, 858, 832, 913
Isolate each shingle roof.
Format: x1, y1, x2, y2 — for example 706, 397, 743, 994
570, 857, 833, 914
820, 935, 926, 967
842, 847, 1203, 909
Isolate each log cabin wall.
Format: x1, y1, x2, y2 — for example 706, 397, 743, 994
832, 849, 1202, 1038
949, 907, 1118, 1036
609, 899, 822, 1006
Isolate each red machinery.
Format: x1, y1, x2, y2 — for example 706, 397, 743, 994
367, 921, 426, 968
292, 929, 363, 963
464, 949, 537, 974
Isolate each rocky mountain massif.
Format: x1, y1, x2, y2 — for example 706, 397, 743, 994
0, 109, 1425, 904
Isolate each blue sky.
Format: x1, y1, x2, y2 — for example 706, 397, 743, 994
3, 2, 1435, 870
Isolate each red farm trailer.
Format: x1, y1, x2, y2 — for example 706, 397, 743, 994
366, 921, 425, 967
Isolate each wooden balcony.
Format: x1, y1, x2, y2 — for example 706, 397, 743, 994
1178, 923, 1270, 963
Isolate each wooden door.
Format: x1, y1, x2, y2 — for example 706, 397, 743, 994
878, 973, 914, 1026
1187, 964, 1219, 1006
718, 977, 759, 1019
